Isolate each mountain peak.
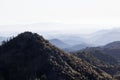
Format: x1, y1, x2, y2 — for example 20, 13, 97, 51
16, 31, 44, 41
0, 32, 113, 80
1, 32, 48, 48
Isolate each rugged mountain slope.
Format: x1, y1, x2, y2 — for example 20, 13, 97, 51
102, 41, 120, 61
73, 51, 109, 67
49, 39, 70, 49
73, 46, 120, 79
80, 47, 118, 65
0, 32, 113, 80
79, 41, 120, 65
73, 51, 119, 76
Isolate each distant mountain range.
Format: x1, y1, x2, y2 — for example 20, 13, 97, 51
1, 28, 120, 46
50, 28, 120, 46
49, 39, 70, 49
45, 28, 120, 50
1, 27, 120, 51
87, 28, 120, 45
49, 38, 92, 52
64, 43, 91, 52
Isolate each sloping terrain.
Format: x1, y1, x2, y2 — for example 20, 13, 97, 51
80, 47, 118, 65
0, 32, 113, 80
73, 51, 119, 76
73, 43, 120, 79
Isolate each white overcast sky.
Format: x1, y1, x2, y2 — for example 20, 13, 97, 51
0, 0, 120, 34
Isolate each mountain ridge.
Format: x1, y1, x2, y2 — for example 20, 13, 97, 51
49, 38, 70, 49
0, 32, 113, 80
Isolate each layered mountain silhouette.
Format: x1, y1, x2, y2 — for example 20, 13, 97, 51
86, 29, 120, 45
104, 41, 120, 49
49, 39, 70, 49
0, 32, 113, 80
49, 39, 90, 51
64, 43, 91, 52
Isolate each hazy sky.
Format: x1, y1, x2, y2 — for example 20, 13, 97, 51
0, 0, 120, 33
